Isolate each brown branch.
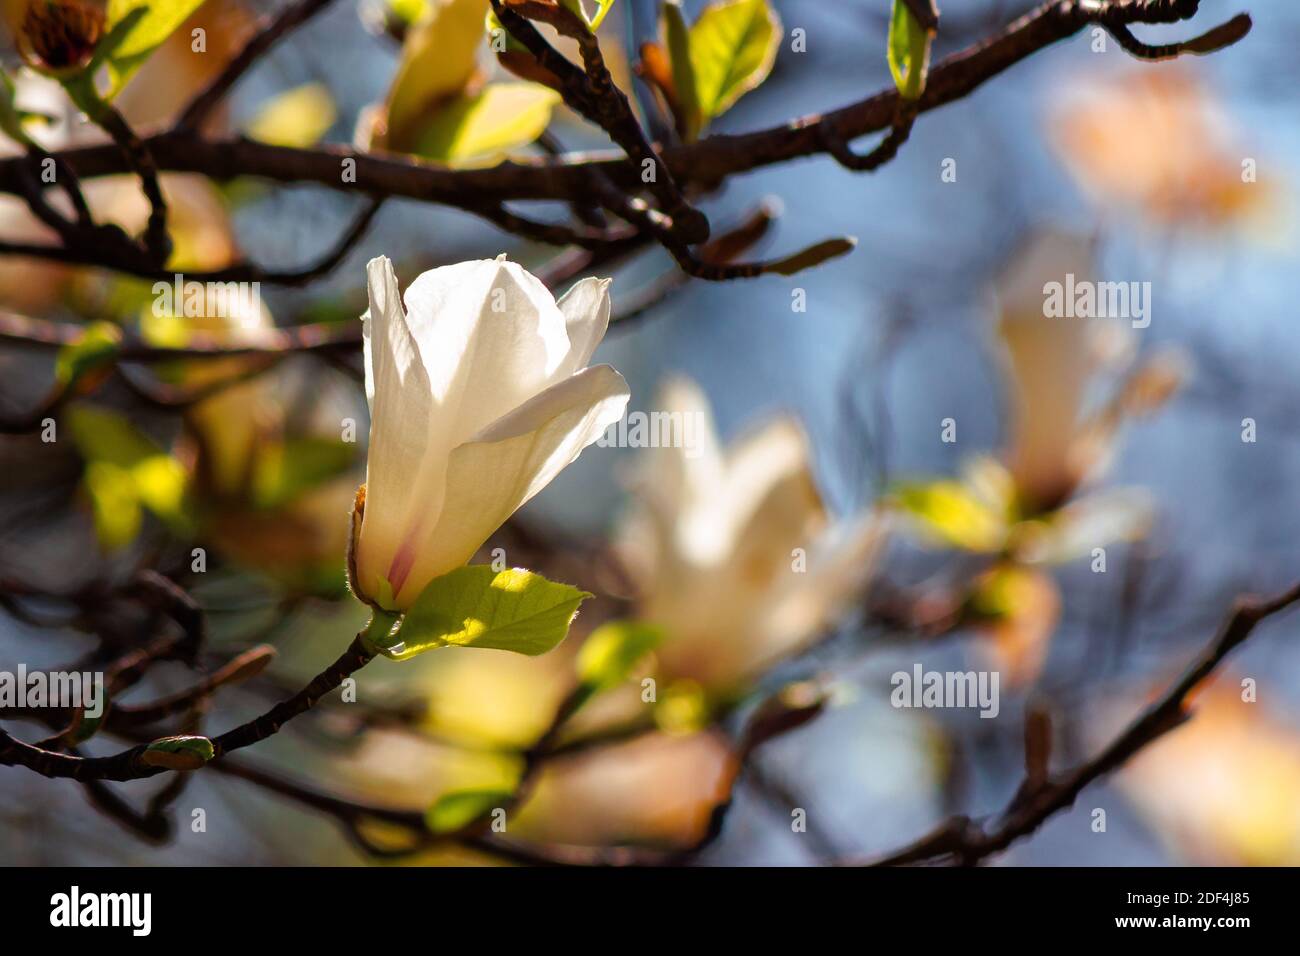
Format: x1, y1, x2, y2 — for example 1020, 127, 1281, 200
90, 102, 171, 266
861, 579, 1300, 866
0, 307, 360, 359
819, 104, 918, 173
0, 195, 383, 285
107, 646, 276, 730
490, 0, 708, 243
0, 634, 374, 782
0, 1, 1245, 279
200, 673, 830, 866
176, 0, 340, 133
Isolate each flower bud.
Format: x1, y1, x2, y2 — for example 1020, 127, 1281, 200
18, 0, 106, 72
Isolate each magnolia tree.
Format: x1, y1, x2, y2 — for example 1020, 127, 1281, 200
0, 0, 1287, 866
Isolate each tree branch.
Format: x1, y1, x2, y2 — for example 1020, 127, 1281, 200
0, 0, 1250, 279
861, 579, 1300, 866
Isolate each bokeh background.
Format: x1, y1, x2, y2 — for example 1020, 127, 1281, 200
2, 0, 1299, 865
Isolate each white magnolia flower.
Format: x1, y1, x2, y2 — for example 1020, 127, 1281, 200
355, 255, 629, 610
994, 230, 1186, 516
617, 378, 886, 693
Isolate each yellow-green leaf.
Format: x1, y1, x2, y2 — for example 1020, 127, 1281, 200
887, 0, 931, 101
655, 679, 710, 734
588, 0, 617, 30
69, 404, 189, 534
689, 0, 780, 126
387, 0, 429, 25
425, 788, 513, 834
663, 0, 700, 140
83, 460, 142, 550
576, 620, 662, 693
243, 82, 337, 148
380, 0, 487, 151
382, 566, 591, 661
561, 0, 618, 31
891, 479, 1008, 553
54, 321, 122, 387
70, 402, 164, 468
251, 436, 356, 510
411, 83, 558, 165
101, 0, 207, 98
140, 734, 214, 771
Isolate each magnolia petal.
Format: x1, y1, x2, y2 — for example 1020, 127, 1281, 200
358, 257, 438, 601
554, 277, 612, 378
760, 510, 890, 668
678, 415, 824, 567
997, 232, 1111, 507
402, 257, 570, 450
625, 377, 726, 549
391, 365, 629, 606
1026, 487, 1153, 565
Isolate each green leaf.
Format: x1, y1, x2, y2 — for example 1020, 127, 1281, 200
380, 0, 488, 150
70, 402, 163, 468
140, 734, 214, 771
887, 0, 931, 101
561, 0, 618, 30
387, 0, 429, 25
663, 0, 700, 140
588, 0, 618, 30
382, 566, 592, 661
410, 83, 559, 165
251, 436, 356, 510
425, 788, 513, 834
890, 479, 1008, 553
655, 678, 710, 733
100, 1, 207, 98
688, 0, 780, 128
243, 82, 337, 148
54, 321, 122, 388
360, 608, 402, 651
83, 461, 142, 550
576, 620, 662, 694
69, 404, 189, 536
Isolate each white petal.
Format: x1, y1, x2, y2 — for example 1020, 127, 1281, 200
760, 511, 890, 663
391, 365, 629, 606
679, 415, 822, 567
402, 257, 570, 449
356, 256, 438, 604
554, 277, 612, 376
622, 377, 724, 547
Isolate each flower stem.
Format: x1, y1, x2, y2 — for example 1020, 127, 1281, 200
359, 607, 402, 654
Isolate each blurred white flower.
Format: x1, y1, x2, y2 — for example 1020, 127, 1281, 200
355, 255, 629, 610
995, 231, 1189, 513
618, 378, 886, 694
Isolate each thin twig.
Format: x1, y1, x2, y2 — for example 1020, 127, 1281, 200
860, 580, 1300, 866
176, 0, 340, 133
